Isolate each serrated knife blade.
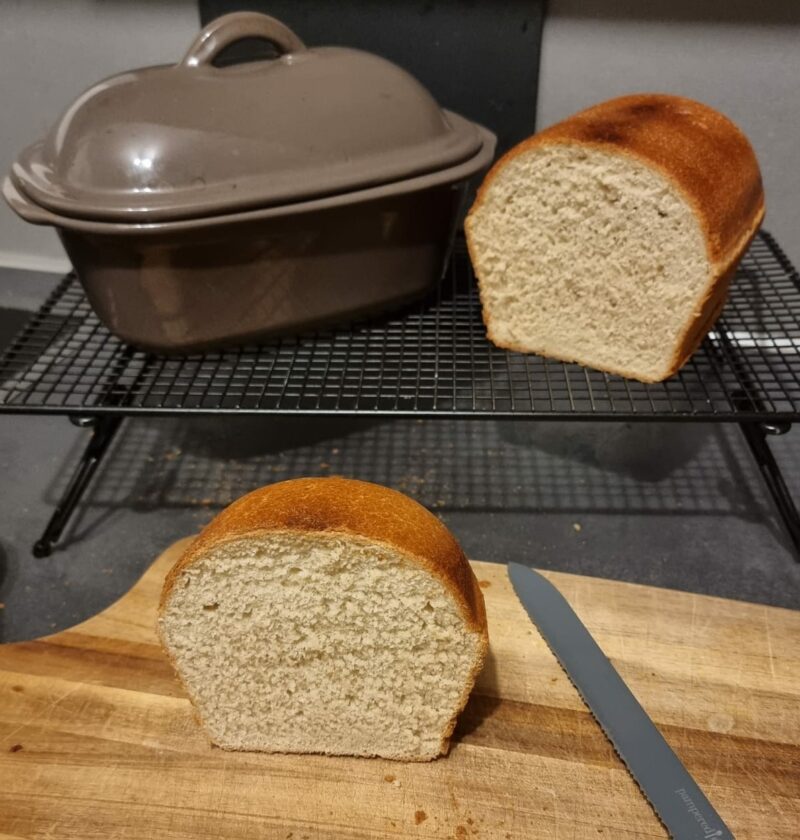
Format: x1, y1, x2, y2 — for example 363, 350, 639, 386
508, 562, 734, 840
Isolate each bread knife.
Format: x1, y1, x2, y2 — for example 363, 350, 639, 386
508, 562, 735, 840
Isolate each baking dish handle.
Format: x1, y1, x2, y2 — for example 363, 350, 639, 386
2, 177, 63, 227
180, 12, 306, 68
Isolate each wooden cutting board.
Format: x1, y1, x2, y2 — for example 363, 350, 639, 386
1, 538, 798, 839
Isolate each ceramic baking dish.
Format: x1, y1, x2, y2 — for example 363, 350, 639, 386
4, 12, 495, 352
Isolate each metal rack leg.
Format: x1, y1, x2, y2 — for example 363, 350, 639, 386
32, 416, 123, 558
739, 420, 800, 559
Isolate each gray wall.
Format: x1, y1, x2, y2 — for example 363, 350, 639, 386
0, 0, 797, 270
0, 0, 198, 272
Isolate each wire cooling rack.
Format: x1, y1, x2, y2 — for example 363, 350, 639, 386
0, 231, 799, 420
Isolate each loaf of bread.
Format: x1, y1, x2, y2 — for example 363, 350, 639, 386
465, 94, 765, 382
158, 477, 488, 761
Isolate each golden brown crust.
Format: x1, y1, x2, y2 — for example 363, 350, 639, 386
465, 94, 765, 383
469, 94, 764, 267
161, 477, 487, 639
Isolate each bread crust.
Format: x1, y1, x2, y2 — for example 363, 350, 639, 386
465, 94, 765, 382
159, 477, 489, 760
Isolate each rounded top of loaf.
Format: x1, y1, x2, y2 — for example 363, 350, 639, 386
470, 93, 764, 268
161, 477, 487, 635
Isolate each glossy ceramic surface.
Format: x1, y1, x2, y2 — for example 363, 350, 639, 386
58, 184, 464, 352
4, 12, 496, 350
11, 12, 483, 223
3, 128, 495, 235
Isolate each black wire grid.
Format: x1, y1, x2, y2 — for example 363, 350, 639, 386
3, 229, 800, 557
1, 231, 799, 421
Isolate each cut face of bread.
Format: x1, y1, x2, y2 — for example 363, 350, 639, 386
467, 143, 712, 382
159, 530, 485, 761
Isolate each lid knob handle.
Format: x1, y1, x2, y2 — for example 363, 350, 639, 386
180, 12, 306, 68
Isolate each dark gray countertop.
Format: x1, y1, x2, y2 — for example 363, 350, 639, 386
1, 268, 798, 642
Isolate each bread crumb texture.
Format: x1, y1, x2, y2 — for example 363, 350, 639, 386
466, 94, 764, 383
158, 479, 487, 761
468, 144, 708, 381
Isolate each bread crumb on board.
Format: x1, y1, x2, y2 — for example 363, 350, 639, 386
415, 810, 428, 825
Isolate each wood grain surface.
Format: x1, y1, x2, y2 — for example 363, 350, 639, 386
1, 537, 798, 839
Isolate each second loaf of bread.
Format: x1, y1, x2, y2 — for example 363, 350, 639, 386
465, 94, 765, 382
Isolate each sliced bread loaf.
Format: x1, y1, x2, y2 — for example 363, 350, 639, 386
465, 94, 765, 382
158, 477, 488, 761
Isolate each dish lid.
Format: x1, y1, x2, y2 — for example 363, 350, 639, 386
11, 12, 486, 223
